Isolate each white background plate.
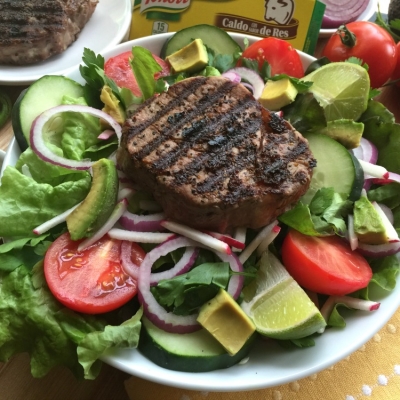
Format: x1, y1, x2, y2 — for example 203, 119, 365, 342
3, 32, 400, 392
319, 0, 379, 38
0, 0, 132, 86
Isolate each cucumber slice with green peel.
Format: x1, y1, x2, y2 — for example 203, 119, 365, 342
12, 75, 85, 151
301, 132, 364, 204
138, 317, 256, 372
160, 24, 243, 58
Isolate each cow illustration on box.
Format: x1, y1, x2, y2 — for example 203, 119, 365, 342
264, 0, 295, 25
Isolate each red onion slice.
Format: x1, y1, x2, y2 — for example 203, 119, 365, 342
138, 236, 202, 333
30, 104, 122, 170
223, 67, 264, 99
119, 211, 165, 232
121, 240, 198, 284
356, 241, 400, 258
352, 138, 378, 164
321, 0, 369, 29
138, 235, 245, 333
347, 214, 358, 251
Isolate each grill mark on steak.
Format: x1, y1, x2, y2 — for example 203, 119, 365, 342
126, 77, 237, 161
118, 76, 315, 232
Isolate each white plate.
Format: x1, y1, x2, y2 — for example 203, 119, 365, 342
0, 0, 132, 86
3, 32, 400, 392
319, 0, 378, 38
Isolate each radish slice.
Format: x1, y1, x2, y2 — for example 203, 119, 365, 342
321, 0, 369, 29
30, 104, 122, 170
357, 159, 388, 179
119, 211, 165, 232
33, 202, 82, 235
223, 67, 264, 99
117, 187, 135, 202
161, 220, 232, 255
256, 224, 281, 256
78, 198, 128, 251
233, 227, 247, 252
239, 220, 279, 264
108, 228, 174, 243
98, 129, 115, 140
201, 230, 245, 250
372, 171, 400, 185
138, 235, 244, 333
347, 214, 358, 251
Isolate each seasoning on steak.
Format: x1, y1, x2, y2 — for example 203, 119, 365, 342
0, 0, 98, 65
117, 76, 316, 233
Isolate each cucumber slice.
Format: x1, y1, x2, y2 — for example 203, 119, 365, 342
160, 24, 242, 58
138, 317, 256, 372
12, 75, 84, 150
302, 132, 364, 204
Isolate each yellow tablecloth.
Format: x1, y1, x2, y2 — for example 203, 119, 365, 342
125, 308, 400, 400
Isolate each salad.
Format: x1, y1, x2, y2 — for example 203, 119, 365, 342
1, 25, 400, 383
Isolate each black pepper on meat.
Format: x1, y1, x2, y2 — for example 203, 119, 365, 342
117, 76, 316, 233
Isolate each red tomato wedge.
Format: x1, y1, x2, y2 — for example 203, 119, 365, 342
44, 232, 146, 314
239, 37, 304, 78
281, 229, 372, 296
104, 51, 170, 96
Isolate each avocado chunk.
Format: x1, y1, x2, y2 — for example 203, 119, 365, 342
317, 119, 364, 149
100, 85, 126, 124
66, 158, 118, 240
354, 194, 387, 245
197, 289, 256, 356
259, 78, 298, 111
166, 38, 209, 74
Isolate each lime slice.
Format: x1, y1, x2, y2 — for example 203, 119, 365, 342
241, 252, 326, 340
301, 62, 370, 122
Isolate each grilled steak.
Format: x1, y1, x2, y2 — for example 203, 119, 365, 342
0, 0, 98, 65
117, 76, 316, 233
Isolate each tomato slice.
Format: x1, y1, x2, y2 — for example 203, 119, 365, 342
281, 229, 372, 296
104, 51, 170, 96
44, 232, 146, 314
239, 37, 304, 78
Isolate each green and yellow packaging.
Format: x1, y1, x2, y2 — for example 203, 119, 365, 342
129, 0, 325, 55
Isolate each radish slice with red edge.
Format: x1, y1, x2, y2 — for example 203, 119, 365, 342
239, 220, 279, 264
222, 67, 264, 99
78, 198, 128, 252
201, 230, 245, 250
320, 0, 369, 29
318, 294, 380, 333
30, 104, 122, 170
256, 224, 281, 256
161, 220, 232, 255
372, 171, 400, 185
138, 235, 244, 333
119, 211, 165, 232
357, 159, 388, 179
108, 228, 174, 243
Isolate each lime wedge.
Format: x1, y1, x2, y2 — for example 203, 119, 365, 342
241, 252, 326, 340
301, 62, 370, 122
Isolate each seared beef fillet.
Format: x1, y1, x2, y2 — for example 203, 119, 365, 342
117, 76, 315, 233
0, 0, 98, 65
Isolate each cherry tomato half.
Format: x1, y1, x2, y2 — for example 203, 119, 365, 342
104, 51, 170, 96
239, 37, 304, 78
44, 232, 146, 314
322, 22, 398, 88
281, 229, 372, 296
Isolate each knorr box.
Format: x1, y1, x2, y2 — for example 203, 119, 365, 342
129, 0, 325, 55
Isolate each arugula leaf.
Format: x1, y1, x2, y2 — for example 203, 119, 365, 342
368, 183, 400, 209
151, 262, 231, 315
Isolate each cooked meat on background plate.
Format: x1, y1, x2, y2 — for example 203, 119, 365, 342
0, 0, 98, 65
117, 76, 315, 233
